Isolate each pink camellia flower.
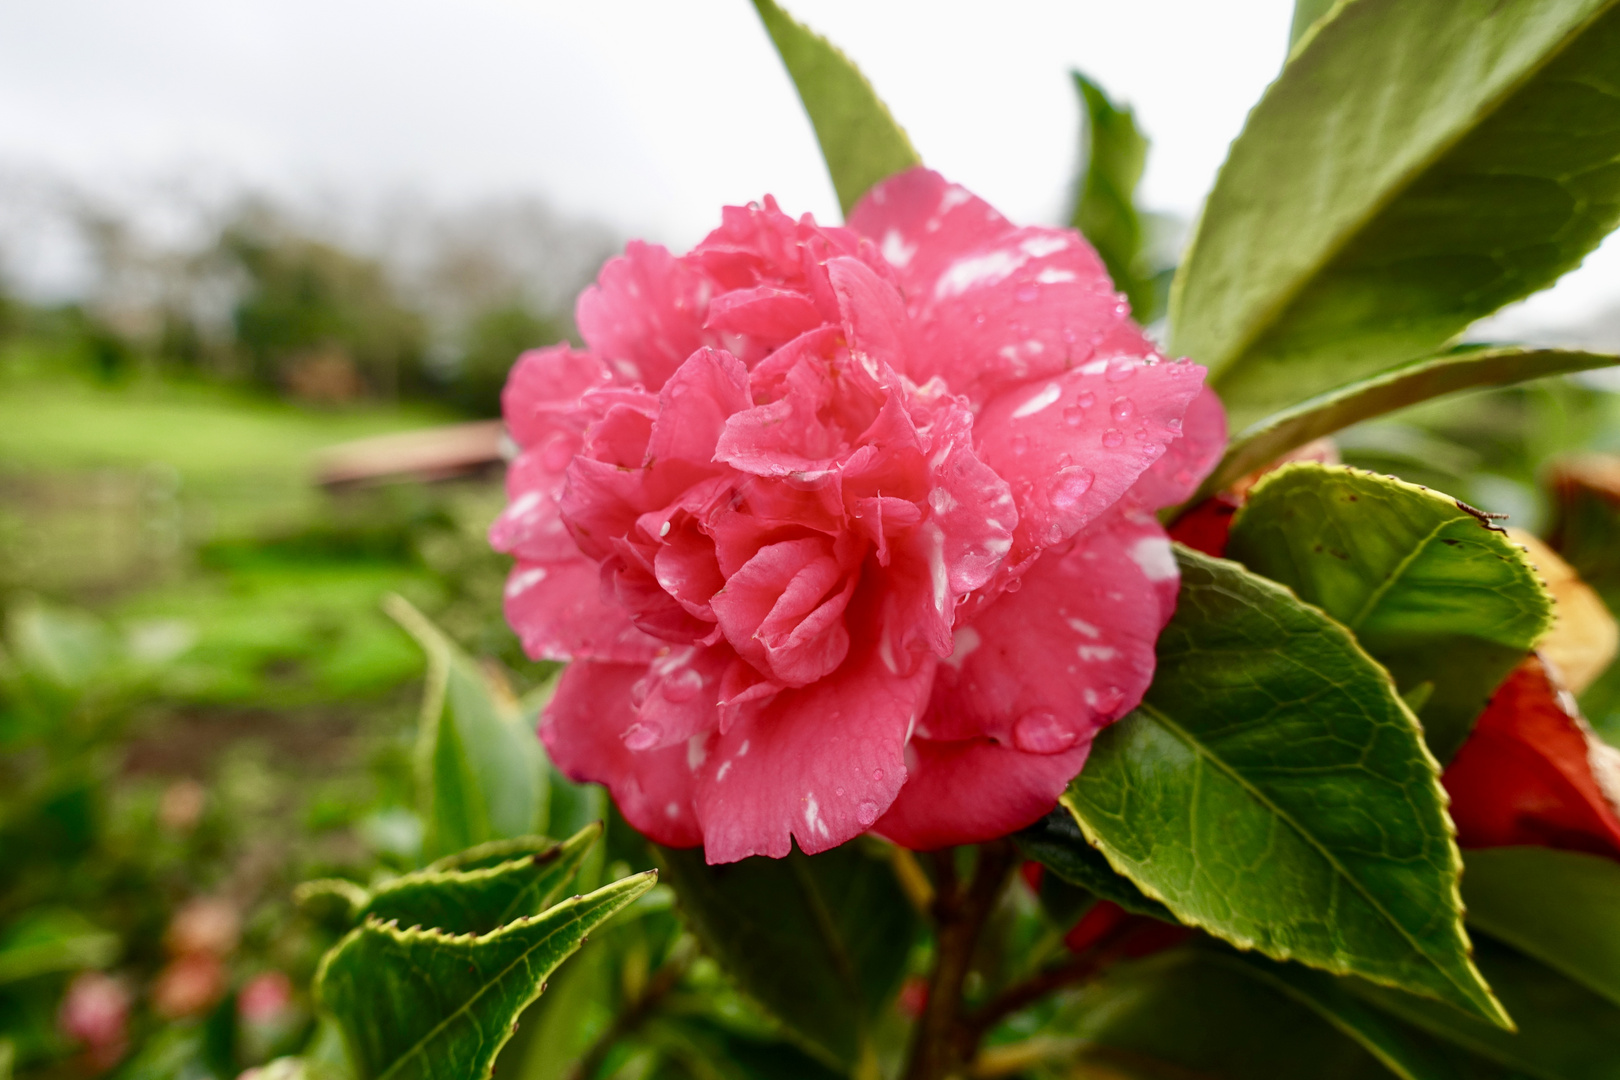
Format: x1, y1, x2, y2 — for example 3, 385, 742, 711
492, 167, 1225, 863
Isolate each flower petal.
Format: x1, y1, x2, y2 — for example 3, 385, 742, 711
875, 737, 1092, 850
1122, 386, 1229, 511
540, 660, 702, 847
504, 557, 661, 663
576, 240, 712, 391
502, 345, 613, 448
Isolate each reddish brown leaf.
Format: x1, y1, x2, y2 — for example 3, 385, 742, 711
1442, 655, 1620, 859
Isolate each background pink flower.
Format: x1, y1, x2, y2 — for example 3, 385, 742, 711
492, 167, 1224, 862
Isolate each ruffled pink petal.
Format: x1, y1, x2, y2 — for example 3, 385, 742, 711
705, 286, 824, 356
504, 557, 661, 664
974, 359, 1207, 569
875, 737, 1092, 850
919, 512, 1168, 750
643, 347, 751, 499
846, 168, 1012, 305
693, 583, 936, 862
576, 241, 712, 391
710, 536, 856, 687
540, 660, 702, 847
489, 447, 575, 563
827, 256, 913, 379
502, 345, 614, 448
1122, 386, 1228, 512
623, 644, 732, 752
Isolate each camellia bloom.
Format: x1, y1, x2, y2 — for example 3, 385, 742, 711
492, 168, 1225, 863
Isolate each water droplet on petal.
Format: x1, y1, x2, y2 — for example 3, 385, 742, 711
1111, 396, 1135, 422
835, 786, 845, 797
1013, 710, 1080, 754
661, 667, 704, 703
1011, 435, 1030, 456
857, 800, 879, 826
1095, 686, 1126, 714
1168, 418, 1182, 432
1106, 358, 1136, 382
1076, 391, 1096, 409
1063, 404, 1086, 427
872, 769, 884, 782
1015, 284, 1039, 302
623, 722, 661, 751
1102, 429, 1124, 448
1047, 468, 1094, 512
1004, 577, 1023, 593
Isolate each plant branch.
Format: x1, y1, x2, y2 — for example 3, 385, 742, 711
901, 841, 1018, 1080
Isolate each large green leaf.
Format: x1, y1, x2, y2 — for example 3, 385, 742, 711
316, 870, 657, 1080
1204, 348, 1620, 498
1015, 810, 1172, 922
386, 595, 547, 860
356, 824, 599, 936
1171, 0, 1620, 427
1053, 950, 1478, 1080
751, 0, 920, 216
1289, 0, 1339, 48
1068, 73, 1161, 324
0, 909, 118, 984
1461, 847, 1620, 1011
1350, 936, 1620, 1080
1064, 545, 1505, 1025
1227, 464, 1553, 760
1218, 952, 1464, 1080
656, 843, 917, 1070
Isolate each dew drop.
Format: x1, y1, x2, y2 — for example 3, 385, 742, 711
1011, 435, 1030, 456
1012, 710, 1079, 754
857, 800, 879, 826
1004, 577, 1023, 593
1105, 358, 1136, 382
835, 786, 845, 797
1168, 418, 1182, 432
1075, 391, 1096, 409
1015, 284, 1039, 303
1110, 396, 1135, 422
1047, 467, 1095, 512
1095, 686, 1126, 714
973, 311, 987, 326
1101, 429, 1124, 448
1063, 404, 1086, 427
872, 769, 885, 782
623, 722, 661, 751
661, 667, 704, 703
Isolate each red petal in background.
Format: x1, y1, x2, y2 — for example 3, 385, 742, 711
1166, 494, 1239, 558
1442, 655, 1620, 860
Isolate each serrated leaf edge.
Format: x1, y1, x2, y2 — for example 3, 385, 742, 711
315, 870, 657, 1080
1063, 546, 1511, 1029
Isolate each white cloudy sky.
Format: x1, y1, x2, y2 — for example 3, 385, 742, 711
0, 0, 1614, 330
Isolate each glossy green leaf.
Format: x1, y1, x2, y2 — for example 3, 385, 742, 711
1171, 0, 1620, 427
1015, 809, 1173, 921
656, 842, 917, 1069
1069, 72, 1160, 323
1227, 463, 1553, 760
356, 824, 599, 936
1461, 847, 1620, 1011
1204, 348, 1620, 498
643, 1017, 845, 1080
386, 595, 547, 860
1218, 951, 1462, 1080
316, 870, 657, 1080
1351, 935, 1620, 1080
1064, 545, 1506, 1025
751, 0, 920, 216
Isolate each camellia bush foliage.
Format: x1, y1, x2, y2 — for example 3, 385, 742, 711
91, 1, 1620, 1078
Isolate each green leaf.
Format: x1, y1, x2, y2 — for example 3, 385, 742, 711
1461, 847, 1620, 1011
316, 870, 658, 1080
1055, 950, 1467, 1080
643, 1016, 845, 1080
357, 824, 600, 936
1069, 73, 1159, 323
0, 909, 119, 984
1350, 935, 1620, 1080
1226, 463, 1553, 760
385, 595, 547, 860
1289, 0, 1340, 48
751, 0, 920, 215
1064, 545, 1506, 1025
655, 842, 917, 1070
1014, 810, 1173, 921
1170, 0, 1620, 428
1203, 348, 1620, 499
1217, 952, 1464, 1080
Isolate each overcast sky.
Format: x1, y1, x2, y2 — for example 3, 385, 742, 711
0, 0, 1614, 330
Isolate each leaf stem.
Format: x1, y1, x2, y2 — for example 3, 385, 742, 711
901, 841, 1017, 1080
